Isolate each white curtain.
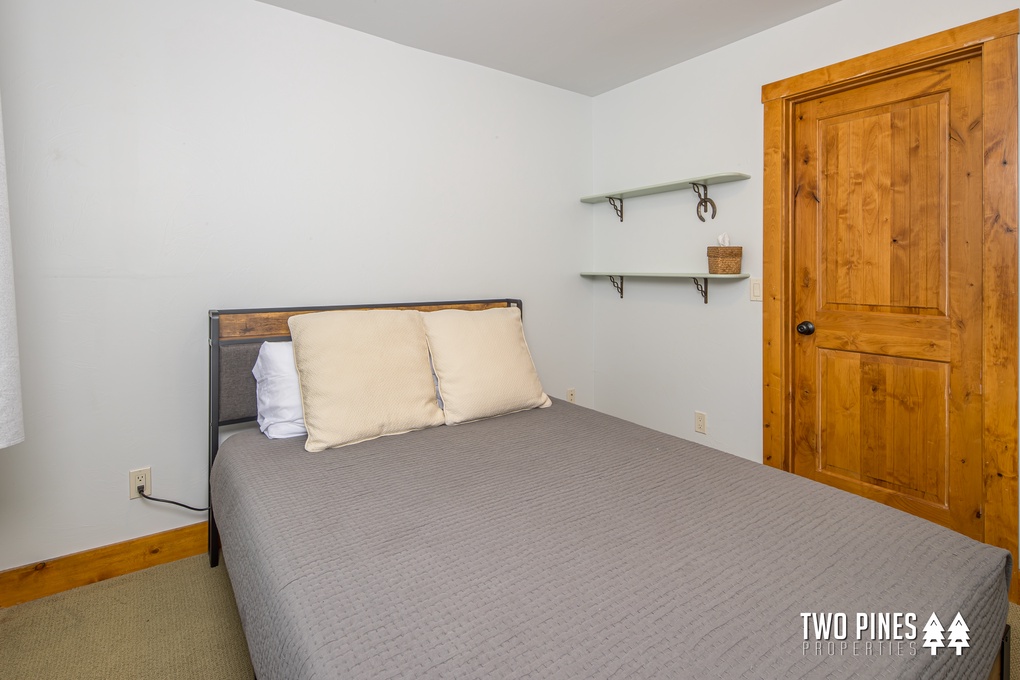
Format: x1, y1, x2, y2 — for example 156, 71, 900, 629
0, 89, 24, 448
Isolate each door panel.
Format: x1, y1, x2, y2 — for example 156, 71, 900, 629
791, 56, 984, 540
818, 350, 948, 504
819, 94, 947, 313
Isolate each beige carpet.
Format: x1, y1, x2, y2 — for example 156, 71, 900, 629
2, 555, 1019, 678
0, 556, 252, 680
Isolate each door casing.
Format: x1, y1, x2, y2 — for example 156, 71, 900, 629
761, 11, 1019, 600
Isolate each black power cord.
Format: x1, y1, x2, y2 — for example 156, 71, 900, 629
137, 486, 209, 512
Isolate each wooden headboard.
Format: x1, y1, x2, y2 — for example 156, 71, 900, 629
206, 298, 522, 566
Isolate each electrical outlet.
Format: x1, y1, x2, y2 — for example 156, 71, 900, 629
566, 388, 576, 404
694, 411, 707, 435
129, 467, 151, 499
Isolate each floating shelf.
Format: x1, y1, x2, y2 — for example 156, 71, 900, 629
580, 172, 751, 222
581, 271, 750, 303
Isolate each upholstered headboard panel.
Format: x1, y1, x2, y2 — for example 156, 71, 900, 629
217, 343, 262, 423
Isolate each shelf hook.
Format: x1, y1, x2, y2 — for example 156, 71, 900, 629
607, 197, 624, 222
691, 183, 717, 222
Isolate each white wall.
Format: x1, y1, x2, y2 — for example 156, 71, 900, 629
590, 0, 1019, 461
0, 0, 594, 570
3, 0, 1015, 572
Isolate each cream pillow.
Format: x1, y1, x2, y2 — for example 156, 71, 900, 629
422, 307, 551, 425
288, 309, 444, 451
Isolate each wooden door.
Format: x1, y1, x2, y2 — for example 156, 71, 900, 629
790, 56, 985, 538
762, 11, 1019, 599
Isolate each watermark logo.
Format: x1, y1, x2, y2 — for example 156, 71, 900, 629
801, 611, 969, 657
922, 612, 970, 656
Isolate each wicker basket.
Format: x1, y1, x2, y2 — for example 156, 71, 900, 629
707, 246, 743, 274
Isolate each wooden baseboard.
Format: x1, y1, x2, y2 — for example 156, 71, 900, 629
0, 522, 208, 608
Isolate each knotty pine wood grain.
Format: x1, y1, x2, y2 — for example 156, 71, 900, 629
761, 98, 790, 470
761, 10, 1018, 102
762, 13, 1018, 601
942, 52, 986, 544
793, 52, 984, 541
0, 522, 207, 608
217, 301, 513, 341
980, 34, 1020, 602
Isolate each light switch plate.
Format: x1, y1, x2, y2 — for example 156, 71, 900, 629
750, 277, 763, 302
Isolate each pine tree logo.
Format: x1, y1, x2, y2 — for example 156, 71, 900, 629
922, 612, 945, 656
947, 613, 970, 655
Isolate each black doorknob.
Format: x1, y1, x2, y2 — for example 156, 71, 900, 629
796, 321, 815, 335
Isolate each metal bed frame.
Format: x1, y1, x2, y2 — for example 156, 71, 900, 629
207, 298, 522, 567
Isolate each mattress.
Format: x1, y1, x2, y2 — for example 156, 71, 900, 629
210, 400, 1010, 679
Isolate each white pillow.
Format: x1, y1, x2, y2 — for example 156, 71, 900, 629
288, 309, 445, 451
252, 341, 306, 439
422, 307, 551, 425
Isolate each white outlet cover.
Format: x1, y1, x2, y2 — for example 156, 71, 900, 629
694, 411, 707, 434
129, 467, 151, 499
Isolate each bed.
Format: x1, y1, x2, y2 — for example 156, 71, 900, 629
208, 299, 1012, 679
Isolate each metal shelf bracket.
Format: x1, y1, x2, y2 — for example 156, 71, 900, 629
691, 277, 710, 304
609, 275, 625, 298
607, 197, 624, 222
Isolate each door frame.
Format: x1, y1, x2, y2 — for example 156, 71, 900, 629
761, 11, 1020, 599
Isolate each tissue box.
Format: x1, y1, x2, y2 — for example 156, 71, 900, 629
707, 246, 742, 274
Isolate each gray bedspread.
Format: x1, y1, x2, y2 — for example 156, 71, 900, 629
210, 400, 1010, 679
